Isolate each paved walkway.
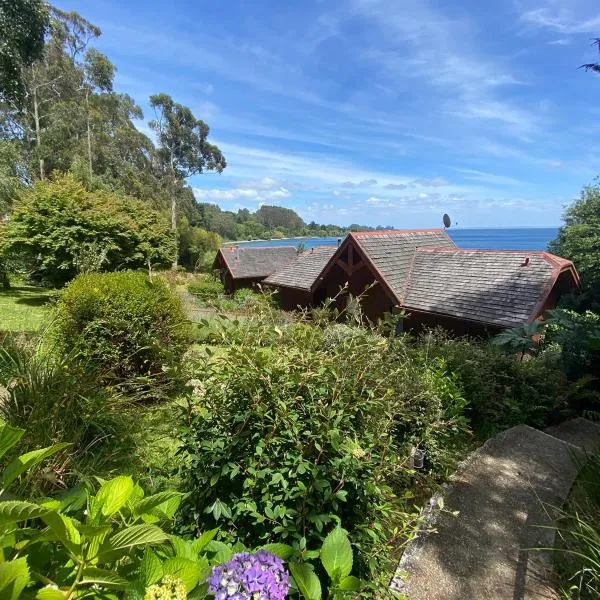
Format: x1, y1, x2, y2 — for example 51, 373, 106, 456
392, 418, 600, 600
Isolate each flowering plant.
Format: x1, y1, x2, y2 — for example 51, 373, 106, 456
207, 550, 289, 599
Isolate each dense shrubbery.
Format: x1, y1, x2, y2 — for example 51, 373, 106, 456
178, 318, 470, 578
187, 276, 224, 299
412, 328, 569, 436
0, 174, 175, 287
0, 424, 362, 599
0, 336, 128, 493
53, 271, 190, 386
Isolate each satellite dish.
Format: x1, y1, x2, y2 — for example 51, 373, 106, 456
443, 213, 451, 229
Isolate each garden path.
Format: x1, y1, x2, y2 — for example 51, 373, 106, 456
392, 418, 600, 599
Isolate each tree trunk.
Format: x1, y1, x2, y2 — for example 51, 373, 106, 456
33, 87, 44, 180
170, 163, 178, 270
86, 89, 93, 180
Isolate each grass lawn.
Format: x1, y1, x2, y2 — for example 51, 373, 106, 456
0, 285, 53, 332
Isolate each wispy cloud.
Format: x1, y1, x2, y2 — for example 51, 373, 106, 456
518, 1, 600, 34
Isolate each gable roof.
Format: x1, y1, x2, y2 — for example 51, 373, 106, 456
264, 246, 338, 291
214, 246, 297, 279
403, 248, 580, 328
348, 229, 456, 302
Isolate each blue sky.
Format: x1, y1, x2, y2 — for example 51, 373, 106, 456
56, 0, 600, 227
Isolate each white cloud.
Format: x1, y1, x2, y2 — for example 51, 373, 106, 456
193, 184, 291, 203
455, 168, 524, 186
518, 2, 600, 34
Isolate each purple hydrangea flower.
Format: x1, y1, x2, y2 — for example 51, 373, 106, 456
207, 551, 289, 599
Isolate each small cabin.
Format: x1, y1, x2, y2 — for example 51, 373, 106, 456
213, 246, 297, 294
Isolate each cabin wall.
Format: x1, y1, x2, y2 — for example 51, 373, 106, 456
276, 288, 313, 311
314, 260, 395, 323
403, 310, 502, 338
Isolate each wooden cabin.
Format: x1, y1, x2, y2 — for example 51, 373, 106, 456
264, 230, 581, 335
213, 246, 297, 293
263, 246, 337, 309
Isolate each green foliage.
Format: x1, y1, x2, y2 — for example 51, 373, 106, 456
53, 271, 190, 386
553, 450, 600, 599
0, 0, 48, 106
1, 174, 175, 286
178, 220, 221, 271
549, 183, 600, 309
177, 320, 470, 577
0, 425, 364, 598
492, 321, 541, 354
0, 335, 131, 492
187, 276, 224, 299
415, 328, 568, 436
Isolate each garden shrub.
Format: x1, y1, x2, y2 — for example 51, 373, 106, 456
187, 275, 224, 299
53, 271, 190, 386
177, 322, 470, 577
412, 329, 568, 436
0, 335, 129, 493
0, 424, 363, 599
1, 173, 175, 287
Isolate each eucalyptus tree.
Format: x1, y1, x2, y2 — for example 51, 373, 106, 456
149, 93, 226, 267
0, 0, 49, 107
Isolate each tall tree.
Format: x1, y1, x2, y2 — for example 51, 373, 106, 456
582, 39, 600, 74
549, 183, 600, 310
0, 0, 49, 107
149, 93, 226, 267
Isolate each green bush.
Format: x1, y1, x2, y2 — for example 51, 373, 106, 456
187, 276, 224, 299
0, 335, 140, 492
0, 424, 363, 599
1, 173, 175, 287
412, 329, 568, 436
177, 322, 469, 577
53, 272, 190, 386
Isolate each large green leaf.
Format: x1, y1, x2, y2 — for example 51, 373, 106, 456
162, 557, 200, 593
289, 563, 322, 600
0, 556, 30, 600
93, 476, 134, 519
41, 511, 81, 554
320, 527, 353, 582
259, 543, 295, 560
80, 567, 129, 590
191, 528, 218, 554
36, 589, 67, 599
0, 424, 24, 461
338, 575, 361, 591
103, 524, 169, 553
139, 549, 163, 586
133, 491, 183, 518
0, 500, 50, 524
2, 442, 71, 489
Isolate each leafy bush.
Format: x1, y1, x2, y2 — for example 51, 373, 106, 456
553, 450, 600, 599
53, 271, 190, 386
414, 328, 568, 436
1, 173, 175, 286
0, 335, 138, 492
0, 424, 363, 598
187, 276, 224, 299
177, 321, 469, 577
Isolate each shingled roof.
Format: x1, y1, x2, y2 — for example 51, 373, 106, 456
264, 246, 338, 291
350, 229, 456, 301
214, 246, 297, 279
403, 248, 579, 328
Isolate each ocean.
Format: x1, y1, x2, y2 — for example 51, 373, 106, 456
235, 227, 560, 252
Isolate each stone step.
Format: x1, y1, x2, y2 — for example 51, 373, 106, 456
544, 417, 600, 454
392, 421, 600, 600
